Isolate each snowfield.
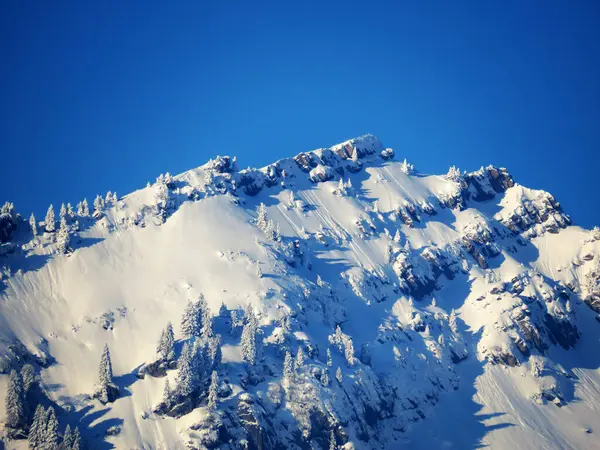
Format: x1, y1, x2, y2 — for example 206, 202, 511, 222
0, 135, 599, 449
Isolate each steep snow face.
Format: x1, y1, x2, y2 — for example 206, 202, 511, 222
1, 134, 599, 449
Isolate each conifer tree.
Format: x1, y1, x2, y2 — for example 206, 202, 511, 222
207, 335, 222, 370
45, 205, 56, 232
449, 309, 458, 334
59, 203, 67, 221
207, 370, 218, 411
201, 304, 213, 338
21, 364, 35, 391
240, 313, 258, 366
45, 406, 59, 449
5, 369, 25, 429
181, 298, 203, 339
330, 430, 337, 450
157, 322, 175, 361
98, 343, 113, 389
29, 213, 38, 236
393, 229, 401, 242
256, 203, 268, 231
256, 263, 263, 278
294, 346, 305, 372
322, 369, 329, 386
327, 348, 333, 367
28, 404, 45, 449
162, 378, 173, 409
336, 367, 343, 384
283, 351, 293, 380
63, 424, 74, 449
218, 302, 228, 318
82, 198, 90, 216
76, 201, 84, 216
57, 216, 71, 254
175, 342, 195, 397
67, 203, 75, 221
71, 427, 81, 450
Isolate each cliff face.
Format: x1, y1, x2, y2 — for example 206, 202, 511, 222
1, 135, 599, 449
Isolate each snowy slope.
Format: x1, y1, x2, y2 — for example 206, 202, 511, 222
0, 135, 599, 449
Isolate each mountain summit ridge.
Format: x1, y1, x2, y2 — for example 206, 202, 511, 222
0, 135, 599, 449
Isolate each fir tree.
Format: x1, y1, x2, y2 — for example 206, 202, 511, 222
28, 404, 45, 449
162, 378, 173, 409
181, 298, 203, 339
283, 351, 293, 380
207, 370, 218, 411
57, 216, 71, 254
157, 322, 175, 361
67, 203, 75, 221
93, 195, 104, 215
59, 203, 67, 221
71, 427, 81, 450
207, 335, 222, 370
322, 369, 329, 386
294, 346, 305, 372
76, 201, 84, 216
218, 302, 228, 318
82, 198, 90, 216
45, 205, 56, 232
344, 338, 355, 366
336, 367, 343, 384
5, 370, 25, 429
45, 407, 59, 449
327, 348, 333, 367
21, 363, 36, 403
63, 424, 74, 449
240, 312, 258, 366
98, 343, 113, 387
29, 213, 38, 236
393, 229, 401, 242
449, 309, 458, 334
175, 342, 195, 397
105, 191, 113, 205
256, 203, 268, 231
330, 430, 337, 450
201, 304, 213, 338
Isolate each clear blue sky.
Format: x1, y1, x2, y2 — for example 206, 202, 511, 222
1, 1, 598, 227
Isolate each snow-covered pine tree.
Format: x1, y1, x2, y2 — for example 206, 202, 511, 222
256, 262, 263, 278
335, 367, 343, 384
393, 229, 401, 243
59, 203, 67, 221
336, 178, 345, 197
445, 165, 462, 182
21, 363, 36, 396
449, 309, 458, 334
256, 203, 268, 231
76, 201, 84, 216
181, 298, 203, 339
322, 369, 330, 386
240, 312, 258, 366
98, 343, 114, 388
201, 304, 213, 338
63, 424, 74, 449
294, 346, 305, 372
162, 378, 173, 409
67, 203, 75, 221
207, 371, 218, 411
105, 191, 113, 205
157, 322, 175, 361
71, 427, 81, 450
45, 406, 59, 449
93, 195, 104, 217
175, 342, 195, 397
400, 158, 414, 175
327, 348, 333, 367
207, 335, 222, 370
45, 205, 56, 232
28, 404, 46, 448
82, 198, 90, 216
344, 337, 355, 366
29, 213, 37, 236
283, 351, 293, 380
5, 369, 25, 429
57, 216, 71, 254
330, 430, 337, 450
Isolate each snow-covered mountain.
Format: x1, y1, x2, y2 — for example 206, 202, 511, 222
1, 135, 599, 450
